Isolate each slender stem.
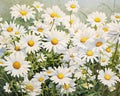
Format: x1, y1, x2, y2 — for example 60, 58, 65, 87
50, 19, 55, 31
112, 39, 119, 63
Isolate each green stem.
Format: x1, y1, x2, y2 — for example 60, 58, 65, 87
112, 39, 119, 63
50, 19, 55, 31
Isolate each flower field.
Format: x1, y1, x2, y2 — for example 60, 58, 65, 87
0, 0, 120, 96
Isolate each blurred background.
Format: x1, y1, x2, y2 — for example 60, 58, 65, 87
0, 0, 120, 20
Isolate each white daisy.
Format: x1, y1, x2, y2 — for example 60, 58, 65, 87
111, 13, 120, 22
50, 66, 72, 85
1, 21, 16, 37
42, 30, 68, 53
13, 24, 27, 37
4, 52, 31, 77
22, 78, 41, 96
87, 11, 107, 27
42, 6, 65, 25
0, 35, 10, 49
32, 72, 48, 84
62, 15, 80, 29
80, 44, 99, 63
3, 83, 11, 93
60, 80, 76, 94
33, 1, 44, 12
74, 66, 92, 79
92, 37, 107, 52
20, 34, 41, 53
62, 47, 84, 66
98, 68, 119, 87
107, 22, 120, 42
7, 41, 24, 53
43, 67, 55, 76
72, 27, 95, 49
99, 55, 109, 66
65, 0, 80, 13
10, 4, 35, 21
29, 22, 48, 36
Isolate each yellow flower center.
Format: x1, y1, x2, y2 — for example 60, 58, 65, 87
50, 12, 60, 18
70, 54, 74, 58
81, 69, 87, 74
106, 47, 111, 53
51, 38, 59, 45
38, 77, 44, 82
86, 50, 94, 56
80, 37, 88, 43
15, 31, 20, 35
103, 27, 108, 32
13, 61, 21, 69
14, 46, 21, 51
70, 4, 76, 9
57, 73, 64, 79
35, 5, 40, 8
37, 28, 43, 32
20, 10, 27, 16
101, 58, 106, 62
96, 41, 103, 47
28, 40, 35, 47
69, 19, 74, 25
94, 17, 101, 22
104, 74, 111, 80
26, 84, 34, 91
63, 84, 70, 90
115, 15, 120, 19
46, 70, 52, 74
7, 27, 13, 32
0, 61, 3, 65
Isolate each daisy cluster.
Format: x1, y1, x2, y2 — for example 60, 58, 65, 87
0, 0, 120, 96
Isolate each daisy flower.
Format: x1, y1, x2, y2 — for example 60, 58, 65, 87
92, 37, 107, 52
29, 22, 48, 36
22, 78, 41, 96
59, 80, 76, 94
3, 83, 11, 93
107, 22, 120, 42
98, 68, 119, 87
10, 4, 35, 21
42, 30, 68, 53
32, 72, 48, 84
80, 44, 99, 63
111, 13, 120, 22
50, 66, 72, 85
7, 41, 24, 53
0, 35, 10, 49
43, 67, 55, 76
65, 0, 80, 13
74, 66, 92, 79
13, 24, 27, 37
87, 11, 107, 27
72, 27, 95, 49
1, 21, 16, 37
62, 15, 80, 29
62, 47, 84, 66
33, 1, 44, 12
4, 52, 31, 77
20, 34, 41, 53
42, 6, 65, 25
99, 55, 109, 66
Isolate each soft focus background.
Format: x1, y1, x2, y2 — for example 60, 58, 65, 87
0, 0, 120, 20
